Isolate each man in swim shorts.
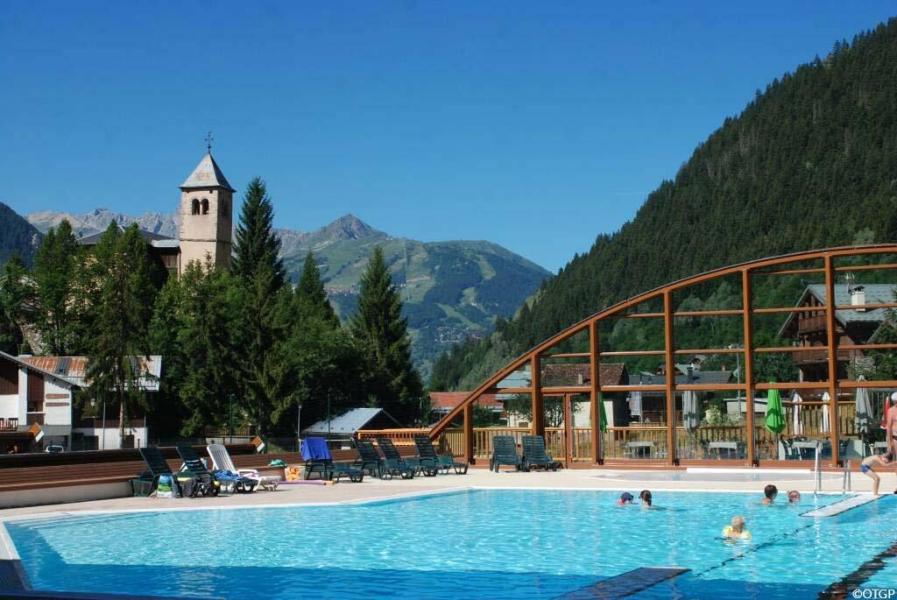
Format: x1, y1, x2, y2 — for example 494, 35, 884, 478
861, 451, 893, 496
887, 393, 897, 457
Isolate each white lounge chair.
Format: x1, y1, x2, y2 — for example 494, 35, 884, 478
207, 443, 280, 491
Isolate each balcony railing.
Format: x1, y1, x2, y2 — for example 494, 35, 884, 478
0, 417, 18, 431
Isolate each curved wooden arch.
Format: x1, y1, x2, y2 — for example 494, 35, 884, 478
429, 244, 897, 467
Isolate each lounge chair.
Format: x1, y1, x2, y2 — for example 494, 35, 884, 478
521, 435, 561, 471
413, 435, 468, 474
490, 435, 522, 472
138, 446, 198, 496
375, 437, 418, 479
176, 445, 220, 496
355, 439, 388, 479
300, 437, 364, 483
206, 444, 268, 493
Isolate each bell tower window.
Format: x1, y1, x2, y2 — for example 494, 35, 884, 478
201, 199, 209, 215
191, 199, 200, 215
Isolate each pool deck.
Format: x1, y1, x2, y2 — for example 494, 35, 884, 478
0, 466, 891, 525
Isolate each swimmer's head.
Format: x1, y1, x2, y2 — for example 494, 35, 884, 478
787, 490, 801, 503
731, 515, 746, 532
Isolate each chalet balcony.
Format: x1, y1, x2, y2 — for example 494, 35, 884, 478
792, 347, 853, 365
797, 315, 827, 334
0, 417, 18, 431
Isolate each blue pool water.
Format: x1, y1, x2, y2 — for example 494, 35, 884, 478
6, 490, 897, 599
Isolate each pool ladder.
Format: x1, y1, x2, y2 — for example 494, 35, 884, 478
812, 440, 852, 495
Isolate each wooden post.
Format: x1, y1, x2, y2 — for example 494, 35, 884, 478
742, 269, 756, 466
531, 354, 545, 438
823, 254, 841, 467
589, 320, 602, 464
463, 402, 475, 465
563, 394, 574, 467
663, 291, 677, 465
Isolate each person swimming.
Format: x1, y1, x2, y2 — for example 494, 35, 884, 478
787, 490, 801, 503
722, 515, 751, 540
762, 484, 778, 505
617, 492, 635, 505
639, 489, 652, 508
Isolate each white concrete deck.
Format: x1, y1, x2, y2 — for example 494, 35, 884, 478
1, 466, 890, 523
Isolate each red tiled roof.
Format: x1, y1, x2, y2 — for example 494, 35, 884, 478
541, 363, 627, 387
429, 392, 502, 411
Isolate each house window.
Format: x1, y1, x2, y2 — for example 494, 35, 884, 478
201, 199, 209, 215
191, 199, 200, 215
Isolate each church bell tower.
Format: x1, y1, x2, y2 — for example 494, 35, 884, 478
178, 144, 234, 274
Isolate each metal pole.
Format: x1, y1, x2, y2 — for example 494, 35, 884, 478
101, 394, 106, 451
296, 400, 302, 452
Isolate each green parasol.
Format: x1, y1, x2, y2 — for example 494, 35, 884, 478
598, 393, 608, 433
765, 388, 786, 434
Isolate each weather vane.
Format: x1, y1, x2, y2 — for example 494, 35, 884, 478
205, 131, 214, 153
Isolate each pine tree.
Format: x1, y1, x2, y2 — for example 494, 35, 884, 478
85, 224, 157, 447
232, 177, 294, 435
176, 262, 245, 436
147, 276, 189, 440
295, 251, 338, 326
0, 255, 34, 354
33, 219, 79, 354
232, 177, 285, 287
350, 247, 423, 423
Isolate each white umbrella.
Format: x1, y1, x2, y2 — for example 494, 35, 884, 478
791, 391, 803, 436
854, 377, 873, 437
682, 390, 700, 433
629, 391, 642, 419
821, 391, 831, 434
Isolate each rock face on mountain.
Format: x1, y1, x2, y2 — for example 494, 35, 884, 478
0, 202, 42, 265
27, 209, 549, 375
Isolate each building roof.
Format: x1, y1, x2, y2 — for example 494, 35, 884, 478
632, 369, 733, 388
0, 351, 78, 389
302, 407, 400, 436
541, 363, 628, 387
778, 283, 896, 336
180, 153, 235, 192
18, 355, 162, 391
429, 392, 503, 412
77, 225, 175, 246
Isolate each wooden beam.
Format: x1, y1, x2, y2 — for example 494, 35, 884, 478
823, 255, 841, 467
663, 291, 677, 466
741, 269, 756, 466
673, 309, 744, 317
834, 262, 897, 272
531, 354, 545, 438
589, 320, 602, 464
563, 393, 573, 468
752, 306, 829, 314
463, 402, 474, 464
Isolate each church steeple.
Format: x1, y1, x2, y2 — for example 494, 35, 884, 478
177, 147, 234, 274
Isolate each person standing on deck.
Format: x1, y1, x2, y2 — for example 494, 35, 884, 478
888, 393, 897, 457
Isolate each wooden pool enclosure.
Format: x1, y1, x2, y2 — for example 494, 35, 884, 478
363, 245, 897, 469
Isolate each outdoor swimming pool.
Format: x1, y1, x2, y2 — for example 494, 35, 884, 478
5, 489, 897, 599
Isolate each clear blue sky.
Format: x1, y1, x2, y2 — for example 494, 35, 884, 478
1, 2, 894, 272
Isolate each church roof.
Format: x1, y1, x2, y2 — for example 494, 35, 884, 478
180, 153, 235, 192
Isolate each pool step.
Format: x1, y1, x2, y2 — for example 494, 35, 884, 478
555, 566, 690, 599
802, 494, 879, 518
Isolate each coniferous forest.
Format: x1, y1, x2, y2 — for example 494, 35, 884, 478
0, 178, 423, 442
431, 19, 897, 391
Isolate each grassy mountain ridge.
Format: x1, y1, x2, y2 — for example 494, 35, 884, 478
432, 18, 897, 391
25, 209, 549, 376
0, 202, 42, 265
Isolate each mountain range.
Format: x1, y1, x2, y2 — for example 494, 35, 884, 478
23, 208, 549, 376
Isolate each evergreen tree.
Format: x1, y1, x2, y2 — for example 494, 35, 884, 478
232, 177, 294, 435
147, 276, 188, 440
350, 247, 423, 423
0, 255, 34, 354
33, 220, 80, 354
176, 262, 245, 436
232, 177, 285, 287
295, 251, 339, 326
85, 224, 157, 447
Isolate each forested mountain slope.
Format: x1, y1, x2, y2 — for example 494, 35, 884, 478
432, 18, 897, 390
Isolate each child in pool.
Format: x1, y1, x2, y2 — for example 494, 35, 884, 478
722, 515, 751, 540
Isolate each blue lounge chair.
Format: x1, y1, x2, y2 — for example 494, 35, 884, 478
375, 437, 418, 479
301, 437, 364, 483
413, 435, 468, 474
355, 439, 388, 479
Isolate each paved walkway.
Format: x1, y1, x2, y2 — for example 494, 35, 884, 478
0, 466, 889, 522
